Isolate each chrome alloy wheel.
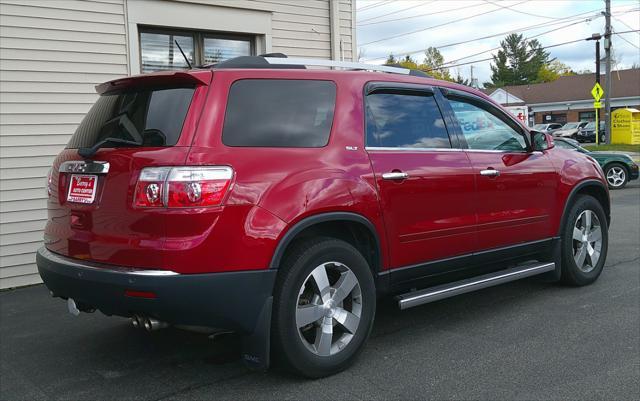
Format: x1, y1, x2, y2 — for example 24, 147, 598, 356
606, 166, 626, 188
572, 210, 603, 273
295, 262, 362, 357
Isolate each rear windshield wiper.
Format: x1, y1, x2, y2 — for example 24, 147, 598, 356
78, 137, 141, 158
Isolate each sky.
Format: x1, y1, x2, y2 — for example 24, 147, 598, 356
355, 0, 640, 85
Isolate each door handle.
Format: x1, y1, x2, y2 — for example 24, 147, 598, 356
480, 169, 500, 177
382, 172, 409, 180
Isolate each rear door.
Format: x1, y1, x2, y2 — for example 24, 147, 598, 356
442, 89, 557, 251
365, 83, 476, 270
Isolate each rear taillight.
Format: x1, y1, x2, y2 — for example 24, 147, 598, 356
134, 166, 233, 208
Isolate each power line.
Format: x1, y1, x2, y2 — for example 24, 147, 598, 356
613, 28, 640, 49
361, 7, 638, 61
423, 30, 640, 72
482, 0, 563, 20
358, 1, 437, 24
361, 0, 528, 46
424, 38, 589, 72
431, 7, 637, 51
358, 1, 487, 26
438, 18, 593, 68
357, 0, 394, 12
613, 16, 639, 33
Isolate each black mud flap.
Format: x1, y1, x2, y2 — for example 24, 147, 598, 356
241, 296, 272, 371
538, 238, 562, 282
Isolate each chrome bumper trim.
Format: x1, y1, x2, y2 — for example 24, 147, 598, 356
38, 248, 179, 276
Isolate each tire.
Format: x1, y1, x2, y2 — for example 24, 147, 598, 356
604, 163, 629, 189
271, 237, 376, 378
560, 195, 608, 286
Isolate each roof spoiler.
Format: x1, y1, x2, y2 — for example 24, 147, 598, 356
95, 70, 210, 94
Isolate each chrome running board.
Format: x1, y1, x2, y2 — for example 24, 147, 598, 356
396, 262, 555, 310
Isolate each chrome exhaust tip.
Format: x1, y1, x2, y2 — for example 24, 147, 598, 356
131, 316, 140, 328
144, 317, 168, 332
67, 298, 80, 316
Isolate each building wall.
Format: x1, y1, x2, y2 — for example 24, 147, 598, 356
533, 105, 640, 124
0, 0, 354, 289
0, 0, 130, 289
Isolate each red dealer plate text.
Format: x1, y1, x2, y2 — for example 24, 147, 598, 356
67, 174, 98, 204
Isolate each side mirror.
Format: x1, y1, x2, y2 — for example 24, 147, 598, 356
531, 130, 554, 151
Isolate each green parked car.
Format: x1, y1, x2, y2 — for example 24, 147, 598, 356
554, 138, 639, 189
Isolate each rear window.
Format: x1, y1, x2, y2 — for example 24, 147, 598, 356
222, 79, 336, 147
67, 87, 195, 149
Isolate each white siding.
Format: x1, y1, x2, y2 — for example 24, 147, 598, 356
0, 0, 128, 289
176, 0, 354, 60
0, 0, 354, 289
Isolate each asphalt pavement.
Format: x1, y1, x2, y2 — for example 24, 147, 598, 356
1, 182, 639, 400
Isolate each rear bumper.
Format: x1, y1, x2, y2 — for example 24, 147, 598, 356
36, 247, 276, 334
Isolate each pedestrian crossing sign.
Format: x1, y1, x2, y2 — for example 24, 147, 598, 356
591, 83, 604, 102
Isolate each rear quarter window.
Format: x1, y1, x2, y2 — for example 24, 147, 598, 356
222, 79, 336, 147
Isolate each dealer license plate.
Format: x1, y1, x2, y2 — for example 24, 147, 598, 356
67, 174, 98, 204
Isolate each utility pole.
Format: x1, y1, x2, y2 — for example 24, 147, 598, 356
603, 0, 612, 144
587, 33, 602, 143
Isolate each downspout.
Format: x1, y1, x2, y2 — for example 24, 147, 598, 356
330, 0, 341, 61
123, 0, 131, 76
351, 0, 357, 61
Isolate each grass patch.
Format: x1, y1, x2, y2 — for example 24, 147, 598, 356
583, 143, 640, 153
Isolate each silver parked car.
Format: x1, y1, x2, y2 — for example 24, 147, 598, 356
533, 123, 563, 135
553, 121, 589, 139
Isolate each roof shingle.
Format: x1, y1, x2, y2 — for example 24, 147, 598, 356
485, 68, 639, 104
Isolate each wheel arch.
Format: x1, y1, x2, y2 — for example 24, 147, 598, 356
559, 179, 610, 236
269, 212, 382, 275
603, 160, 629, 173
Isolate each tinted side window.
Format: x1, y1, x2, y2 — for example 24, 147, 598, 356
67, 87, 195, 148
222, 79, 336, 147
448, 97, 527, 151
366, 92, 451, 148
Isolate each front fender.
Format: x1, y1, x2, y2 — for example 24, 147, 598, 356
550, 150, 610, 234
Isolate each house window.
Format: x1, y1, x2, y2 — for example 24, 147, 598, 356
579, 111, 596, 122
139, 27, 254, 73
544, 113, 567, 124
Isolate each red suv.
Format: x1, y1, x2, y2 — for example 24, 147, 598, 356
38, 56, 610, 378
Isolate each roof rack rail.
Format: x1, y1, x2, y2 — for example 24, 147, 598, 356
207, 54, 431, 77
262, 57, 430, 77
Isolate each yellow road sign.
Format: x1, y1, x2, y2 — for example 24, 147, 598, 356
591, 82, 604, 101
594, 101, 602, 108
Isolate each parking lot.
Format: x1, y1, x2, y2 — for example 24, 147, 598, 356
1, 181, 638, 400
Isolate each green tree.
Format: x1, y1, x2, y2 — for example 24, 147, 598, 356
486, 33, 551, 87
384, 54, 419, 69
421, 47, 452, 81
536, 60, 576, 83
385, 53, 397, 65
384, 48, 454, 82
400, 55, 418, 69
454, 72, 470, 86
